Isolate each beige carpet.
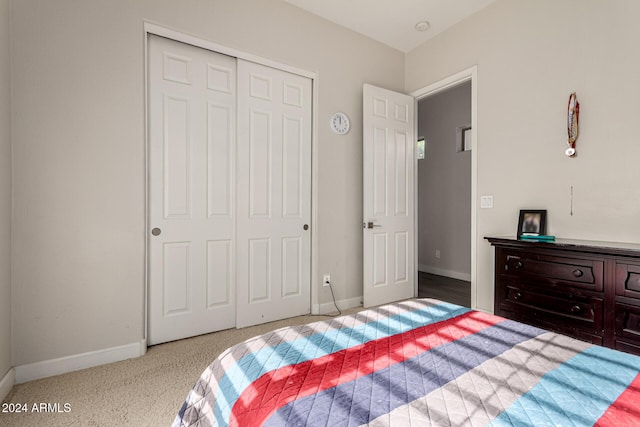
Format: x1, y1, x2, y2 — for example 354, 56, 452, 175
1, 308, 360, 427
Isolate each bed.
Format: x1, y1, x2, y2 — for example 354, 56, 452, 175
173, 298, 640, 426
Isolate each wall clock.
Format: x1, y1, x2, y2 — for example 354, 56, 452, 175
330, 112, 350, 135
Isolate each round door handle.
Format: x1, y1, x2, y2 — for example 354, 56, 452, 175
151, 227, 161, 236
303, 224, 309, 231
572, 269, 583, 278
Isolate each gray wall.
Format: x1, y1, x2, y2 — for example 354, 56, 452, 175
417, 82, 471, 279
9, 0, 404, 366
0, 0, 11, 384
406, 0, 640, 312
0, 0, 12, 387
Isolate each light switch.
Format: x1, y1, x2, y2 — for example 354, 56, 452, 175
480, 196, 493, 209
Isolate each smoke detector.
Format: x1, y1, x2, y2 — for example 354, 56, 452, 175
415, 21, 431, 32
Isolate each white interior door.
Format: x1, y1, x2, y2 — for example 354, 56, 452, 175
363, 84, 415, 307
236, 60, 312, 328
148, 35, 236, 344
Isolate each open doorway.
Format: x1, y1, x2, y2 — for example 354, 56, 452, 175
416, 81, 472, 307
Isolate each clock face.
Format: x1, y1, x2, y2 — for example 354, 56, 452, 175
330, 112, 350, 134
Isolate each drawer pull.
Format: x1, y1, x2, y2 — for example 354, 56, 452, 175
513, 292, 523, 301
513, 261, 523, 270
570, 304, 582, 314
572, 269, 584, 278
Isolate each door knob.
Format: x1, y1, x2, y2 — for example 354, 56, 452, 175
303, 224, 309, 231
151, 227, 161, 236
366, 221, 381, 229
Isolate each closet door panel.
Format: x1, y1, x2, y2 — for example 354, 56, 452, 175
148, 35, 236, 345
236, 60, 312, 328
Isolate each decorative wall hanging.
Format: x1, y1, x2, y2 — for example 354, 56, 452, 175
566, 92, 579, 157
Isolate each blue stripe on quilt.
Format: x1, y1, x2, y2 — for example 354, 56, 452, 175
488, 345, 640, 427
213, 301, 469, 426
264, 319, 546, 427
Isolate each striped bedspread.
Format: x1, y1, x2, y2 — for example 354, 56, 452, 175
173, 299, 640, 426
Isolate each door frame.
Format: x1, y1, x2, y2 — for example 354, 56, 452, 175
142, 23, 319, 344
409, 66, 478, 309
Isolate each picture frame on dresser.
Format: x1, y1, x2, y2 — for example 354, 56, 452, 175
517, 209, 546, 238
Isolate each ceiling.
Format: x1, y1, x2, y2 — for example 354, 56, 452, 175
283, 0, 497, 53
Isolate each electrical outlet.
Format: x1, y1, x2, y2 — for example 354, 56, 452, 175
323, 274, 331, 287
435, 250, 441, 259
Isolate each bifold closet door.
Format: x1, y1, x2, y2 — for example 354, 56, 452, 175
236, 60, 312, 328
148, 35, 237, 345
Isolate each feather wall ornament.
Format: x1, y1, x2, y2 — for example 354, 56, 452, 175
566, 92, 579, 156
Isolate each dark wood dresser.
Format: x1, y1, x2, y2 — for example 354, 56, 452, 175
486, 236, 640, 355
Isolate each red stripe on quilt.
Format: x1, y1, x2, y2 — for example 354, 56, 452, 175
595, 372, 640, 426
230, 310, 502, 427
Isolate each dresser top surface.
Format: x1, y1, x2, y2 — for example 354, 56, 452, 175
485, 236, 640, 256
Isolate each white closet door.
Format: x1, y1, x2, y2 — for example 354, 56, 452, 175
236, 60, 312, 328
362, 84, 415, 308
148, 35, 236, 345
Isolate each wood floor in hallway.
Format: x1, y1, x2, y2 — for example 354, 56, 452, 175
418, 271, 471, 308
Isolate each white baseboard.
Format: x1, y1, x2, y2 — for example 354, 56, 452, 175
419, 265, 471, 282
14, 339, 146, 384
0, 367, 15, 402
313, 295, 362, 315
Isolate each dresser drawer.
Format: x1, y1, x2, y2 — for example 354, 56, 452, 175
502, 284, 603, 332
615, 262, 640, 299
503, 309, 604, 344
615, 339, 640, 356
615, 303, 640, 340
502, 251, 604, 292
